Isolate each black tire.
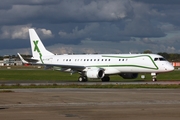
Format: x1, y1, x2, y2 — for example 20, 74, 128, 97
78, 76, 88, 82
152, 78, 157, 82
101, 76, 110, 82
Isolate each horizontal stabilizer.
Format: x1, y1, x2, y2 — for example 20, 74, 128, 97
17, 53, 39, 63
25, 58, 39, 62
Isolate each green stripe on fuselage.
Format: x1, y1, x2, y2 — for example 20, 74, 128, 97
87, 55, 158, 70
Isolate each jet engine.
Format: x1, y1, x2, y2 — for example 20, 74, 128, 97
86, 68, 105, 79
119, 73, 138, 79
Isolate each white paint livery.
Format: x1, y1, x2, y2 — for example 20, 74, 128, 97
18, 29, 174, 82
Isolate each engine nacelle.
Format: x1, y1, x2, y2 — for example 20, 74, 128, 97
86, 68, 105, 79
119, 73, 138, 79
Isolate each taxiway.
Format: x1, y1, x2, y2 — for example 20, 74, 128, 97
0, 88, 180, 120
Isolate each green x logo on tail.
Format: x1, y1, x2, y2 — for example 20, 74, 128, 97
33, 40, 40, 52
33, 40, 44, 64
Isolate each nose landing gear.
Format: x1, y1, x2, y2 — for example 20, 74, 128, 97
151, 73, 157, 82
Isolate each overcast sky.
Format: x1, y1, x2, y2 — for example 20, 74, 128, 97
0, 0, 180, 55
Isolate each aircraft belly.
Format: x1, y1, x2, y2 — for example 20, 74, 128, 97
116, 65, 158, 73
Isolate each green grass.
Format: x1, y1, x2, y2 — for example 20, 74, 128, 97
0, 66, 180, 88
0, 66, 179, 81
0, 70, 74, 81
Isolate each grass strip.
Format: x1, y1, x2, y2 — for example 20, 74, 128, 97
0, 69, 180, 81
0, 90, 14, 93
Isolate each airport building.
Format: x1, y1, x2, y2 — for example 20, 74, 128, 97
0, 58, 22, 66
172, 62, 180, 67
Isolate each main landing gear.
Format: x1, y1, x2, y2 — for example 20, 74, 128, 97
78, 75, 110, 82
78, 76, 88, 82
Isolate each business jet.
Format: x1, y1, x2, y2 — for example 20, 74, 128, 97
18, 29, 174, 82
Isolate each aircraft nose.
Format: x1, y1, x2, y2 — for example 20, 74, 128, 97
167, 64, 174, 71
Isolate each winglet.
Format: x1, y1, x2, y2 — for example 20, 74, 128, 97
17, 53, 29, 64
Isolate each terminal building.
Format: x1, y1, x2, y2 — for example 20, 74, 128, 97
172, 62, 180, 67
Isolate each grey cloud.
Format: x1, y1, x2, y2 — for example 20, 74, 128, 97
133, 0, 180, 27
0, 0, 180, 55
0, 25, 54, 51
0, 0, 133, 25
0, 24, 53, 39
35, 28, 54, 39
0, 0, 61, 9
121, 17, 166, 37
0, 25, 31, 39
120, 1, 166, 38
58, 22, 130, 44
133, 0, 180, 4
159, 23, 178, 33
56, 0, 133, 22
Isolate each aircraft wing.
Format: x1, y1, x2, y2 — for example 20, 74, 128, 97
43, 63, 86, 71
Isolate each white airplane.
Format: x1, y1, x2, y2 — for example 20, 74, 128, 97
18, 29, 174, 82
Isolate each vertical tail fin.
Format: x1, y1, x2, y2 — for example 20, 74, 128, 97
29, 29, 54, 59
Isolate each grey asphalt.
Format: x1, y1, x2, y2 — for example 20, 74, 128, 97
0, 88, 180, 120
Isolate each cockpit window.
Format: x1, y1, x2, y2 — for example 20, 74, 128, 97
159, 57, 166, 61
154, 58, 158, 61
154, 57, 166, 61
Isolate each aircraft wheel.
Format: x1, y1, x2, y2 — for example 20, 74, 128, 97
83, 76, 88, 82
151, 73, 157, 82
152, 78, 157, 82
78, 76, 83, 82
78, 76, 88, 82
101, 76, 110, 82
